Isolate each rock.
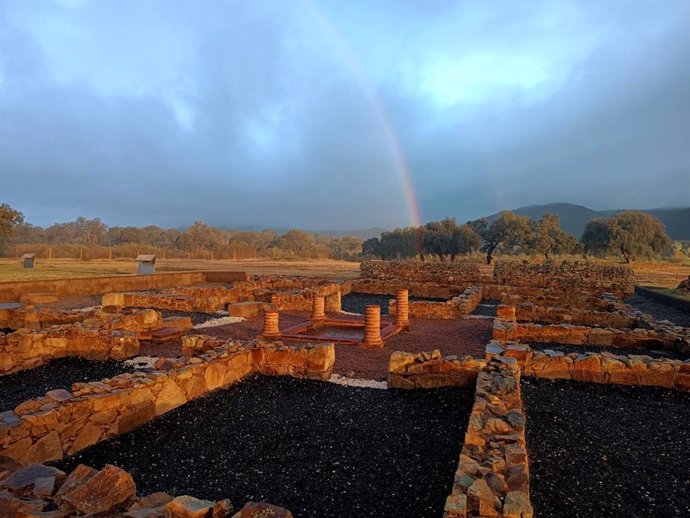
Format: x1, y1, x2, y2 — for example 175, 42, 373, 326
502, 491, 533, 518
213, 499, 233, 518
32, 476, 56, 498
165, 495, 216, 518
467, 479, 500, 517
1, 464, 65, 492
126, 492, 174, 517
235, 502, 294, 518
55, 464, 98, 498
61, 464, 136, 515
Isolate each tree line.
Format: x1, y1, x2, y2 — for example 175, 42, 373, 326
0, 204, 363, 261
362, 210, 673, 264
0, 202, 676, 263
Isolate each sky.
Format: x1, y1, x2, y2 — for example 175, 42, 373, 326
1, 0, 689, 230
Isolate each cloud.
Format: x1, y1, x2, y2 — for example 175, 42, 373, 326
0, 0, 688, 229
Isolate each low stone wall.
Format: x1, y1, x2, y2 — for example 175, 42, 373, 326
490, 286, 619, 309
492, 320, 689, 355
0, 340, 335, 466
501, 303, 640, 328
360, 260, 493, 285
360, 260, 634, 297
443, 356, 532, 518
388, 350, 486, 389
0, 327, 138, 375
389, 286, 483, 319
492, 260, 634, 296
102, 290, 226, 313
487, 341, 690, 392
0, 305, 93, 330
0, 271, 249, 302
635, 286, 690, 314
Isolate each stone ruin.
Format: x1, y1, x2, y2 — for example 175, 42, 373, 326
0, 258, 688, 517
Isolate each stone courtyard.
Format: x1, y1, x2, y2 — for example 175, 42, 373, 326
0, 259, 688, 517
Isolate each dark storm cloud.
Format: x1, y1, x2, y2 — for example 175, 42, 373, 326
0, 0, 688, 230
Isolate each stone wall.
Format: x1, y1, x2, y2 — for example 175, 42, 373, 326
388, 349, 486, 389
487, 341, 690, 392
389, 286, 483, 319
492, 320, 689, 355
0, 340, 335, 466
360, 260, 493, 284
492, 260, 635, 296
360, 260, 635, 297
0, 309, 189, 375
502, 303, 640, 328
0, 271, 249, 302
443, 357, 532, 518
231, 277, 343, 312
102, 290, 227, 313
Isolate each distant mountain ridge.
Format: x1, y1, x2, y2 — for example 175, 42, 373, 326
487, 203, 690, 240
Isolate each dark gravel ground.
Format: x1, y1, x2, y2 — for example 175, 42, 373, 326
470, 299, 499, 317
527, 341, 686, 360
0, 327, 16, 334
160, 310, 221, 326
627, 293, 690, 327
54, 376, 473, 518
0, 358, 134, 412
341, 292, 447, 315
522, 377, 690, 518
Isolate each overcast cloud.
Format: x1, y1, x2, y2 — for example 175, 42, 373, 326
1, 0, 689, 229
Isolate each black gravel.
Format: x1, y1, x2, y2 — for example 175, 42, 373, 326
342, 292, 447, 315
160, 310, 221, 326
1, 358, 134, 412
0, 327, 16, 334
627, 294, 690, 328
470, 299, 499, 317
527, 341, 686, 360
54, 376, 473, 518
523, 378, 690, 518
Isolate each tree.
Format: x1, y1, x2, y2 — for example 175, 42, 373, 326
580, 212, 672, 263
527, 213, 579, 260
468, 212, 530, 264
0, 203, 24, 254
581, 218, 612, 256
608, 211, 671, 263
423, 218, 481, 261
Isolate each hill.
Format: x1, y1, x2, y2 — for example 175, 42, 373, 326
487, 203, 690, 240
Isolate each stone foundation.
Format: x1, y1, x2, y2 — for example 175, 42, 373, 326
443, 357, 532, 518
389, 286, 483, 319
492, 320, 689, 355
487, 341, 690, 392
0, 340, 334, 466
388, 350, 486, 389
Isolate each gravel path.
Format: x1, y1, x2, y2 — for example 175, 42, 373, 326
527, 342, 686, 360
523, 378, 690, 517
0, 358, 134, 412
627, 294, 690, 327
341, 292, 446, 315
203, 312, 492, 380
55, 376, 473, 518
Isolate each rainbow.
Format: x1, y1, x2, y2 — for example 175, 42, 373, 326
302, 1, 423, 227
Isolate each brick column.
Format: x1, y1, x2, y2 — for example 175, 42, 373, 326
311, 295, 326, 321
262, 310, 280, 338
395, 288, 410, 329
362, 305, 383, 348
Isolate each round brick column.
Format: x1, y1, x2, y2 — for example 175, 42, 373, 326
262, 309, 280, 338
395, 288, 410, 329
311, 295, 326, 321
362, 305, 383, 348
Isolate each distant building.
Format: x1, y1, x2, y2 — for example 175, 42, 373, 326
21, 253, 36, 269
135, 254, 156, 275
